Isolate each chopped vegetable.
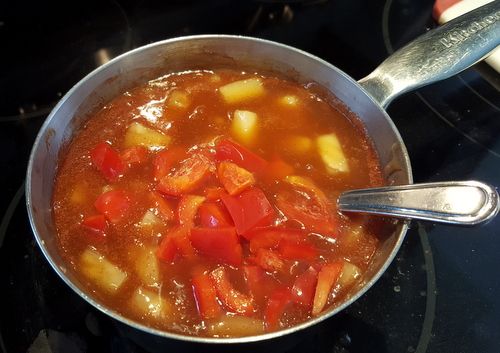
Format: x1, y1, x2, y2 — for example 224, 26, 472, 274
130, 287, 171, 318
219, 78, 264, 104
215, 139, 268, 175
262, 158, 294, 183
94, 189, 130, 223
157, 154, 212, 196
282, 135, 313, 155
207, 315, 265, 337
121, 146, 148, 166
278, 240, 317, 261
124, 122, 171, 150
251, 248, 284, 272
81, 214, 107, 240
167, 90, 190, 109
221, 187, 276, 236
80, 248, 128, 293
217, 161, 255, 196
264, 287, 292, 330
231, 110, 258, 145
279, 95, 299, 106
153, 147, 187, 180
150, 192, 175, 222
90, 142, 125, 182
337, 261, 361, 292
139, 210, 161, 227
291, 266, 318, 307
135, 247, 160, 287
70, 183, 88, 205
157, 226, 195, 263
247, 227, 304, 251
192, 270, 221, 320
210, 267, 255, 315
190, 227, 243, 266
198, 202, 233, 228
312, 262, 343, 315
204, 186, 227, 201
316, 133, 349, 173
177, 195, 206, 227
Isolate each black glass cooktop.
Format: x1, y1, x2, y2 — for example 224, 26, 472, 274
1, 0, 499, 352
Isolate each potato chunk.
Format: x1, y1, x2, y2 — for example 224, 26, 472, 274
124, 122, 171, 150
231, 110, 258, 145
80, 248, 127, 293
337, 261, 361, 292
219, 78, 264, 104
134, 246, 160, 287
316, 133, 349, 173
129, 287, 172, 319
279, 95, 299, 106
166, 90, 190, 109
139, 210, 161, 227
207, 315, 265, 337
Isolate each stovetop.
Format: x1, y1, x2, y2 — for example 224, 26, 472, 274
0, 1, 499, 352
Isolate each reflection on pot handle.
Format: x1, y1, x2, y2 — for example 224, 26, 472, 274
359, 1, 500, 108
338, 181, 499, 225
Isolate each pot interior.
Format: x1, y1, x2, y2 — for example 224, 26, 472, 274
26, 35, 411, 342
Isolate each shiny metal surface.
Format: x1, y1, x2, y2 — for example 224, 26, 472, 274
25, 3, 499, 346
359, 1, 500, 108
338, 181, 500, 225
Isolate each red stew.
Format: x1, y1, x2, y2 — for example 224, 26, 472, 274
52, 69, 392, 337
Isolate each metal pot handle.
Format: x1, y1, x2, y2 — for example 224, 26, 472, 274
359, 1, 500, 108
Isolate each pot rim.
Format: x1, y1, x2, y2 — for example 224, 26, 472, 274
26, 34, 411, 344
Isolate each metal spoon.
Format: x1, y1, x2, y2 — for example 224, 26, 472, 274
338, 181, 499, 225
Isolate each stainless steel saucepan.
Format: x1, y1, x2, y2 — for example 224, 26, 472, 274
26, 1, 500, 346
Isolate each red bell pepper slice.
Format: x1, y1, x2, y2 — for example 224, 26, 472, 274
246, 227, 305, 250
210, 267, 255, 315
152, 146, 187, 180
221, 187, 276, 236
192, 270, 221, 320
190, 227, 243, 266
204, 186, 227, 201
215, 139, 268, 174
121, 146, 148, 166
157, 226, 195, 263
198, 202, 233, 228
264, 286, 292, 331
291, 266, 318, 307
90, 141, 125, 182
243, 265, 279, 307
217, 161, 255, 196
250, 248, 284, 272
278, 240, 318, 261
157, 154, 212, 196
81, 214, 107, 240
177, 195, 206, 227
94, 189, 130, 223
150, 192, 175, 222
312, 262, 343, 315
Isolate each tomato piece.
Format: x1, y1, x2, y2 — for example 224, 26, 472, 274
198, 202, 233, 228
217, 161, 256, 196
90, 142, 125, 182
215, 139, 268, 174
312, 262, 343, 315
210, 267, 255, 315
278, 240, 318, 261
190, 227, 243, 266
204, 186, 227, 201
152, 146, 187, 180
81, 214, 107, 240
221, 187, 276, 236
156, 236, 176, 262
264, 287, 292, 331
177, 195, 206, 227
276, 176, 336, 235
157, 226, 195, 263
262, 158, 294, 184
192, 270, 221, 320
291, 266, 318, 306
150, 192, 175, 222
246, 227, 305, 251
157, 154, 212, 196
94, 189, 130, 223
251, 248, 284, 272
121, 146, 148, 166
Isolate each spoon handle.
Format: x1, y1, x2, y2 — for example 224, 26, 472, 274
338, 181, 499, 225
